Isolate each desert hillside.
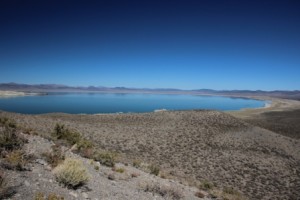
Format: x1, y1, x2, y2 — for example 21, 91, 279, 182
1, 110, 299, 199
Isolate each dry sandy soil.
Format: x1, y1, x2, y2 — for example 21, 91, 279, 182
1, 97, 300, 200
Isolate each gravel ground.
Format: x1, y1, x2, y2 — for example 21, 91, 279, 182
1, 109, 300, 199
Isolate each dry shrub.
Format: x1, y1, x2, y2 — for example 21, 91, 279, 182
148, 164, 160, 176
221, 187, 245, 200
199, 180, 214, 190
114, 167, 125, 173
52, 124, 81, 145
77, 139, 93, 151
0, 127, 26, 152
2, 150, 28, 170
42, 144, 65, 168
35, 192, 64, 200
133, 159, 141, 168
93, 151, 117, 167
142, 181, 184, 200
79, 147, 94, 159
53, 158, 89, 188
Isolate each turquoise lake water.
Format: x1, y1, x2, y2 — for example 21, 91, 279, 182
0, 93, 265, 114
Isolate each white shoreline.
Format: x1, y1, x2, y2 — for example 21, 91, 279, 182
0, 90, 39, 98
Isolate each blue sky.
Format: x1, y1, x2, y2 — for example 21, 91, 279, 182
0, 0, 300, 90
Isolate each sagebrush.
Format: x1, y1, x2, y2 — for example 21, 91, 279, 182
53, 158, 89, 188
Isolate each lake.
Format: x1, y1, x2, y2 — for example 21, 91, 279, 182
0, 93, 266, 114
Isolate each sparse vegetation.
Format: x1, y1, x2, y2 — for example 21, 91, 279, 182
94, 165, 100, 171
53, 158, 89, 188
42, 144, 65, 168
133, 159, 141, 168
115, 167, 125, 173
200, 180, 214, 190
93, 151, 117, 167
52, 124, 81, 145
77, 139, 94, 151
34, 192, 64, 200
142, 182, 183, 199
148, 164, 160, 176
0, 117, 17, 129
223, 187, 240, 195
0, 126, 26, 152
2, 150, 28, 170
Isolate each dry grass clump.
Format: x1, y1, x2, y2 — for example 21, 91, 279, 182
53, 158, 89, 189
2, 150, 28, 170
113, 167, 125, 173
141, 181, 184, 200
35, 192, 64, 200
42, 144, 65, 168
93, 151, 117, 167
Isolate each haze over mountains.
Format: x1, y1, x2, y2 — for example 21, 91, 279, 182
1, 82, 300, 100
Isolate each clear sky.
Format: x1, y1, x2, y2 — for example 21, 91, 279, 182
0, 0, 299, 90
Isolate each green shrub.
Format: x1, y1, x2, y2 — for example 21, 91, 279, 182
149, 164, 160, 176
42, 145, 65, 168
53, 158, 89, 188
93, 151, 117, 167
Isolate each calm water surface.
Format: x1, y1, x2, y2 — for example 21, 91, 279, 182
0, 93, 265, 114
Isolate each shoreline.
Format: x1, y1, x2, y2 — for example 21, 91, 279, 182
228, 96, 300, 118
0, 90, 41, 97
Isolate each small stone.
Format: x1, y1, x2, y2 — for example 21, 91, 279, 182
69, 191, 78, 198
24, 180, 30, 187
82, 192, 89, 199
108, 173, 116, 180
36, 159, 47, 166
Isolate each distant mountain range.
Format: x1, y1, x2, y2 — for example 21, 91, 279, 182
0, 82, 300, 100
